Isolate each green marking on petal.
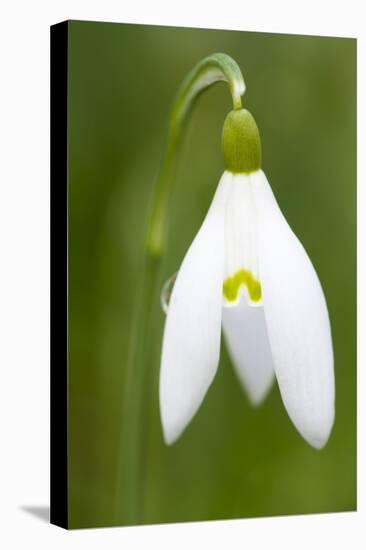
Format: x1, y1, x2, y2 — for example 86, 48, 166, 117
223, 269, 262, 303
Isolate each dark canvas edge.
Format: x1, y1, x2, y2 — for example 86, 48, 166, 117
50, 20, 69, 529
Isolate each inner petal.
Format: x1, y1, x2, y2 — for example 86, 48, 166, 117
223, 173, 262, 307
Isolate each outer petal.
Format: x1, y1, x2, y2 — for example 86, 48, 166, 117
222, 297, 274, 405
159, 172, 231, 444
252, 170, 335, 449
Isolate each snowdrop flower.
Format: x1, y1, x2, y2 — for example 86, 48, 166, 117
159, 107, 335, 449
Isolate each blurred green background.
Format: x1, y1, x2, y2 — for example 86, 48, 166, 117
67, 20, 356, 528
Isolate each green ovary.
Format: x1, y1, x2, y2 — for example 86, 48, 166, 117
223, 269, 262, 303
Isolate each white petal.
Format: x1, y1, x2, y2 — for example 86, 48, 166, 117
252, 170, 335, 449
223, 174, 262, 306
159, 172, 231, 444
222, 297, 274, 404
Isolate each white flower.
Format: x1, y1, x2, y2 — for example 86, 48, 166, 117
159, 110, 335, 449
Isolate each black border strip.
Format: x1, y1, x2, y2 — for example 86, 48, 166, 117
50, 20, 69, 529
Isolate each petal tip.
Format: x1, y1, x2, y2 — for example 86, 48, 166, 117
297, 405, 335, 450
160, 407, 184, 446
247, 391, 268, 407
304, 429, 332, 450
162, 426, 178, 446
246, 371, 275, 407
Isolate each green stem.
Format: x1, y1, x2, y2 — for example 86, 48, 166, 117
115, 255, 159, 525
146, 53, 245, 258
115, 53, 245, 525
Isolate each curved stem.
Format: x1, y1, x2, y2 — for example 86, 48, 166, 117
116, 53, 245, 525
146, 53, 245, 257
